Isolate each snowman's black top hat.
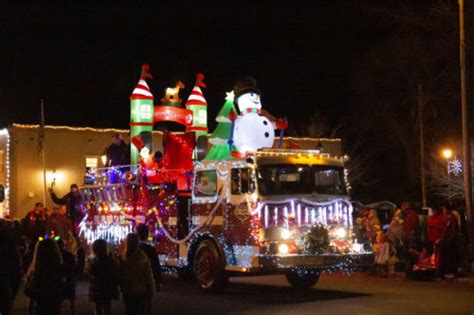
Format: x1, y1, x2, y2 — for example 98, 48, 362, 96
233, 77, 262, 102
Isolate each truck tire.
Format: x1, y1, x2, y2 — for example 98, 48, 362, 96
193, 240, 228, 292
285, 270, 320, 290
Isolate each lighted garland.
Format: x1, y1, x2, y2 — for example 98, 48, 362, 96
157, 196, 224, 244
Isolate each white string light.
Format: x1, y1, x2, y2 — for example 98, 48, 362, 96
0, 129, 10, 216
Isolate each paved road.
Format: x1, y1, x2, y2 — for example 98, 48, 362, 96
12, 271, 474, 315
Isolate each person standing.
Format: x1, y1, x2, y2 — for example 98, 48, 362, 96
387, 208, 404, 270
437, 202, 459, 280
21, 202, 48, 244
400, 201, 420, 272
364, 209, 381, 245
105, 134, 130, 168
24, 239, 63, 315
0, 222, 22, 315
57, 239, 77, 315
387, 209, 404, 248
48, 206, 73, 242
374, 231, 390, 277
401, 201, 420, 246
118, 233, 154, 315
105, 134, 130, 183
136, 223, 162, 314
88, 239, 119, 315
49, 184, 82, 238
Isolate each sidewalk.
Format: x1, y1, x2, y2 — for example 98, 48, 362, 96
388, 270, 474, 285
455, 271, 474, 285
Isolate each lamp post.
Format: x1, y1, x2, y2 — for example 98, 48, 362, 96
458, 0, 474, 270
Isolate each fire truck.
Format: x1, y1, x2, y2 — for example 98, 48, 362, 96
79, 147, 372, 292
158, 148, 373, 291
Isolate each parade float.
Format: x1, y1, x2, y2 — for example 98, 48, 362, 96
78, 65, 373, 291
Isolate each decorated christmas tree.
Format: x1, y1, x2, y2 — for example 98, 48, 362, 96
205, 91, 237, 160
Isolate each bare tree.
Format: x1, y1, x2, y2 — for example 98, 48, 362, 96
426, 142, 474, 203
426, 151, 465, 202
344, 139, 379, 189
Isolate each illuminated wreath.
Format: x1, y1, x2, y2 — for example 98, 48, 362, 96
303, 224, 330, 254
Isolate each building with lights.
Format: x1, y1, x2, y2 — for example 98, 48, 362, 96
0, 123, 342, 219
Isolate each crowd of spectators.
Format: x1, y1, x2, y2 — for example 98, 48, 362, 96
354, 200, 468, 281
0, 215, 161, 315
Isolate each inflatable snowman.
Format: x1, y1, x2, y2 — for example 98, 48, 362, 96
232, 77, 274, 154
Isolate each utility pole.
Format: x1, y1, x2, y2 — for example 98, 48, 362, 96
459, 0, 473, 269
418, 83, 427, 207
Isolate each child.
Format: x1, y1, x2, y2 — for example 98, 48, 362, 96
374, 231, 390, 277
88, 239, 120, 315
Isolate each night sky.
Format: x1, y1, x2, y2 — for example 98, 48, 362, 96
0, 2, 375, 128
1, 1, 472, 204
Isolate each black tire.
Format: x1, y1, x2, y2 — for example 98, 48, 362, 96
285, 270, 320, 290
193, 240, 228, 292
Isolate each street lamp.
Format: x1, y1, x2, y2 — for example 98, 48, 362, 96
441, 148, 454, 201
442, 148, 453, 160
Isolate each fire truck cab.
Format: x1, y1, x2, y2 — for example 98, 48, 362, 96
158, 148, 373, 291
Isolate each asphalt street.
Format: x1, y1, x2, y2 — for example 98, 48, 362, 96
11, 271, 474, 315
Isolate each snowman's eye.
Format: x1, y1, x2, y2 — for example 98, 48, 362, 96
250, 93, 254, 97
264, 132, 269, 138
263, 120, 268, 125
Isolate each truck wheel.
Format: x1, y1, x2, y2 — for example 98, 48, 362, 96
194, 240, 228, 292
285, 270, 320, 290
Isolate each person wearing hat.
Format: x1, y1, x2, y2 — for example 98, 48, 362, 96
49, 183, 83, 239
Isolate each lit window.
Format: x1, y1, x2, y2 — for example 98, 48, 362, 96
85, 157, 98, 168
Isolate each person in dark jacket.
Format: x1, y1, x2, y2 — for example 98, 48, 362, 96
49, 184, 85, 273
0, 221, 22, 315
88, 239, 119, 315
105, 134, 130, 183
49, 184, 83, 236
21, 202, 48, 244
136, 224, 162, 290
25, 238, 63, 315
105, 134, 130, 168
437, 201, 459, 280
402, 201, 420, 246
57, 239, 77, 315
118, 233, 154, 315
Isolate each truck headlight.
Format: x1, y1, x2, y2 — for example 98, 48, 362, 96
278, 243, 289, 255
334, 227, 348, 239
352, 242, 363, 253
280, 228, 292, 240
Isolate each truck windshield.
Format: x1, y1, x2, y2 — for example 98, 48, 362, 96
257, 164, 313, 195
257, 164, 346, 196
312, 165, 346, 195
